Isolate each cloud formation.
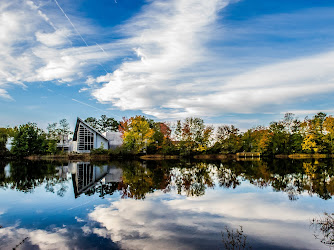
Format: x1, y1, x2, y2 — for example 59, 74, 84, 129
1, 0, 334, 121
92, 0, 231, 117
91, 0, 334, 119
0, 226, 70, 250
87, 189, 326, 249
0, 0, 122, 98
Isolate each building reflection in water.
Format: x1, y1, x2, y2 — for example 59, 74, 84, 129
66, 162, 123, 198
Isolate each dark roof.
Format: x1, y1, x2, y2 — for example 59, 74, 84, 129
73, 117, 108, 141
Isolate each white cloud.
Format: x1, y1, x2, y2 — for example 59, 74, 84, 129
87, 189, 326, 249
35, 29, 71, 47
92, 0, 231, 116
91, 0, 334, 119
0, 89, 13, 100
0, 0, 122, 99
0, 226, 70, 250
1, 0, 334, 121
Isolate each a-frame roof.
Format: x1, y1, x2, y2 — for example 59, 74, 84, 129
73, 117, 108, 141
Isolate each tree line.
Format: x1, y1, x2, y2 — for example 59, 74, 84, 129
114, 112, 334, 157
0, 119, 72, 157
1, 112, 334, 157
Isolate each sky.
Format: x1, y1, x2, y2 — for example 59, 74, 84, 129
1, 0, 334, 130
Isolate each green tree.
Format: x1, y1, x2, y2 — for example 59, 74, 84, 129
267, 121, 289, 155
46, 139, 57, 155
85, 115, 119, 132
46, 122, 58, 139
11, 123, 48, 157
84, 117, 99, 130
98, 115, 119, 132
0, 128, 9, 156
59, 119, 71, 140
217, 125, 241, 153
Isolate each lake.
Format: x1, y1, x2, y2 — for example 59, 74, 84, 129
0, 159, 333, 249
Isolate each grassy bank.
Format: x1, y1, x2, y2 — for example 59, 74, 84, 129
18, 152, 334, 162
25, 153, 110, 161
276, 154, 334, 159
23, 153, 257, 161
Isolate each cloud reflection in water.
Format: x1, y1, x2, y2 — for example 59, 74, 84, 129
87, 186, 330, 249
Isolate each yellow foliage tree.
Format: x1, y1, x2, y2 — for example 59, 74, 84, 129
302, 134, 318, 153
255, 129, 271, 153
324, 116, 334, 152
122, 116, 155, 153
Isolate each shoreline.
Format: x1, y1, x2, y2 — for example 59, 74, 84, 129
2, 153, 334, 162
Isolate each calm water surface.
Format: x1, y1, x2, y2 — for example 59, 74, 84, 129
0, 159, 333, 249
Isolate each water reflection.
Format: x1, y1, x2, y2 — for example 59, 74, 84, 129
0, 161, 66, 194
221, 226, 251, 250
0, 159, 334, 249
77, 159, 334, 201
311, 212, 334, 247
1, 159, 334, 201
69, 162, 123, 198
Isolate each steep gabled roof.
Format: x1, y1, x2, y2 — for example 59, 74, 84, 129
73, 117, 108, 141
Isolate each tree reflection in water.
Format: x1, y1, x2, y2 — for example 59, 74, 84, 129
82, 159, 334, 201
0, 160, 68, 195
311, 212, 334, 248
172, 162, 214, 197
217, 164, 240, 189
221, 225, 251, 250
0, 159, 334, 201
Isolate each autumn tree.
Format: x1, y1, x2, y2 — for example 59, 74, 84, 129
216, 125, 241, 153
182, 117, 205, 143
324, 116, 334, 153
198, 125, 214, 151
301, 113, 328, 153
174, 120, 182, 141
119, 116, 155, 153
302, 134, 318, 153
177, 117, 214, 152
150, 122, 174, 154
251, 126, 271, 153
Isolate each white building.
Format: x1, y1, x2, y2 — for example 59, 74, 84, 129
71, 117, 122, 153
103, 131, 123, 149
5, 137, 13, 151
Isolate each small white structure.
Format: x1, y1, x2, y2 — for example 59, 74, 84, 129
5, 138, 13, 151
72, 117, 109, 153
103, 131, 123, 149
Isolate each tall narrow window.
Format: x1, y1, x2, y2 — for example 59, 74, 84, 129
77, 163, 93, 193
78, 124, 94, 151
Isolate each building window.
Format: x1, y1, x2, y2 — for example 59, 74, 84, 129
78, 124, 94, 151
77, 163, 93, 193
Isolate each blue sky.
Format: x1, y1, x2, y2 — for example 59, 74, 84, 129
1, 0, 334, 130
